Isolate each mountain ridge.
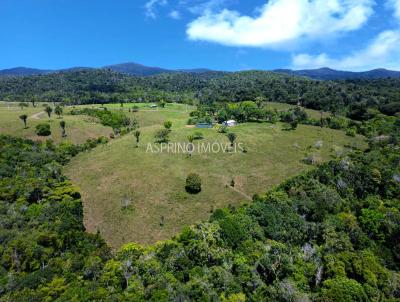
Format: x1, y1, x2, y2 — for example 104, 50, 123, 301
1, 63, 400, 79
273, 67, 400, 80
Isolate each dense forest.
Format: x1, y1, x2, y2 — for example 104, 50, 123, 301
1, 70, 400, 117
0, 114, 399, 301
0, 70, 400, 301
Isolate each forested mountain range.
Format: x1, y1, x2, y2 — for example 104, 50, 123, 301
1, 63, 400, 79
1, 69, 400, 118
0, 62, 214, 77
275, 67, 400, 80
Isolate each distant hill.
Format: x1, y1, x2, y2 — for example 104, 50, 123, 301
103, 63, 214, 76
102, 62, 172, 76
0, 62, 214, 77
1, 64, 400, 79
274, 67, 400, 80
0, 67, 51, 76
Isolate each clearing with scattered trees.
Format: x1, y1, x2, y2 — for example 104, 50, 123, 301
64, 103, 365, 248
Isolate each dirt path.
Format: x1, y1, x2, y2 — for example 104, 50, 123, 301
30, 111, 44, 119
228, 185, 253, 201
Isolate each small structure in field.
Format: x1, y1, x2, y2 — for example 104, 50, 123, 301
196, 122, 213, 128
149, 104, 158, 108
223, 120, 237, 127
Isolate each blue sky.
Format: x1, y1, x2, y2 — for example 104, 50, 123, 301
1, 0, 400, 71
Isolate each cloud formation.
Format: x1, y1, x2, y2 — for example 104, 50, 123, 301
145, 0, 168, 19
292, 30, 400, 70
388, 0, 400, 19
169, 10, 181, 19
186, 0, 374, 48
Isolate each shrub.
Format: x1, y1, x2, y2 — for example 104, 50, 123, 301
164, 120, 172, 130
217, 125, 228, 133
155, 129, 170, 143
193, 131, 204, 140
346, 127, 356, 137
185, 173, 202, 194
35, 123, 51, 136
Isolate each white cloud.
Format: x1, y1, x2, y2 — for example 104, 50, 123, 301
169, 10, 181, 19
292, 30, 400, 70
145, 0, 168, 19
387, 0, 400, 19
184, 0, 228, 14
186, 0, 375, 48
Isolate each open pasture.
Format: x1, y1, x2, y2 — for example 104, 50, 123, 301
64, 103, 365, 249
0, 102, 112, 144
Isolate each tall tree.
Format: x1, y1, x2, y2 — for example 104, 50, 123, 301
134, 130, 141, 147
55, 105, 63, 118
19, 114, 28, 129
60, 120, 67, 137
187, 135, 195, 157
44, 106, 53, 118
227, 132, 237, 147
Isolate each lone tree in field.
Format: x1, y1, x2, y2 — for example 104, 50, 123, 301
187, 135, 195, 156
164, 120, 172, 131
55, 105, 63, 118
185, 173, 202, 194
19, 114, 28, 129
19, 102, 29, 110
159, 101, 166, 108
227, 132, 237, 147
60, 120, 67, 137
44, 106, 53, 118
134, 130, 141, 147
154, 128, 170, 143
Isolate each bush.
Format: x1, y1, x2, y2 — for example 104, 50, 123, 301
164, 121, 172, 130
35, 123, 51, 136
155, 129, 170, 143
193, 131, 204, 140
185, 173, 202, 194
346, 127, 357, 137
218, 125, 228, 133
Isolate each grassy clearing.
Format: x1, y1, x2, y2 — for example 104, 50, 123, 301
265, 102, 331, 119
0, 102, 112, 144
64, 103, 365, 249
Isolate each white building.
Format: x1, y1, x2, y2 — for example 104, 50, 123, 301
223, 120, 237, 127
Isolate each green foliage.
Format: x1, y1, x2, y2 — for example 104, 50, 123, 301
35, 123, 51, 136
163, 120, 172, 130
54, 105, 63, 117
44, 106, 52, 118
154, 128, 170, 143
70, 107, 130, 129
185, 173, 202, 194
321, 277, 368, 301
226, 132, 237, 147
134, 130, 141, 144
19, 114, 28, 128
193, 131, 204, 140
18, 102, 29, 109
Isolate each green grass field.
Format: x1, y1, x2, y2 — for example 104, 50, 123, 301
64, 103, 366, 249
0, 102, 112, 144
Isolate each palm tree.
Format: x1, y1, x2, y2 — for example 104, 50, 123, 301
19, 114, 28, 129
55, 105, 63, 118
44, 106, 53, 118
227, 132, 237, 147
134, 130, 141, 147
60, 120, 67, 137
